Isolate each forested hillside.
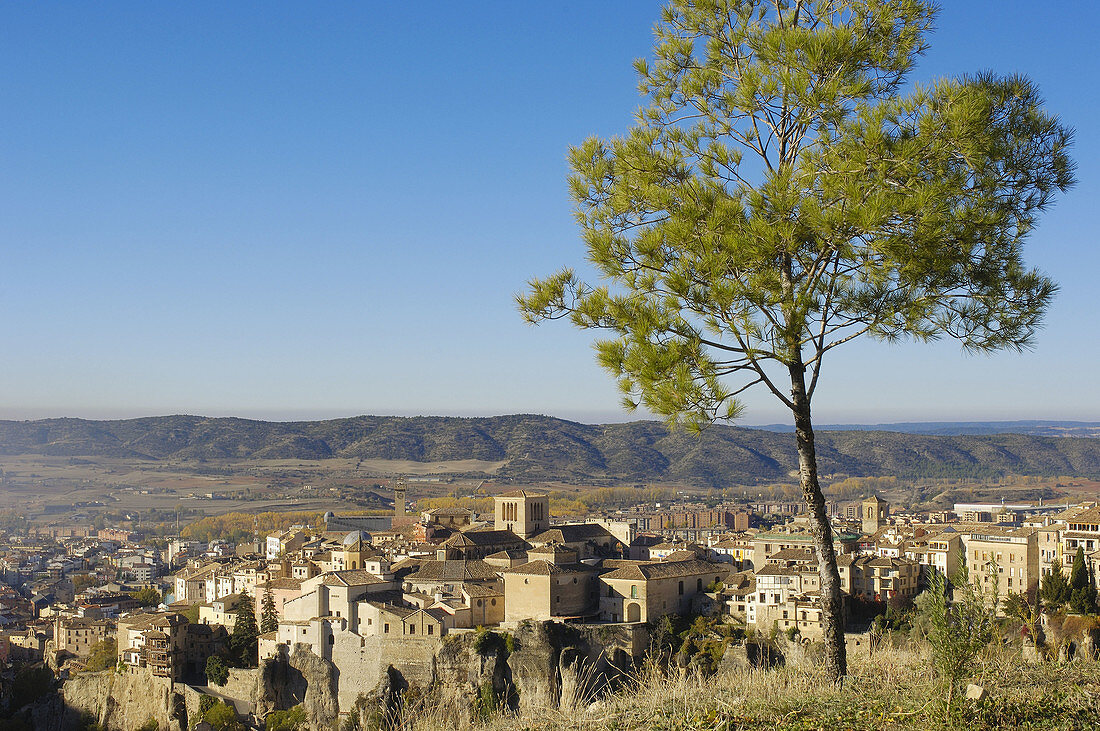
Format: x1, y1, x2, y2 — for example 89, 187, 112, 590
2, 415, 1098, 486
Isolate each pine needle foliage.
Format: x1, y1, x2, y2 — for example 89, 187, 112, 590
519, 0, 1074, 681
917, 561, 999, 715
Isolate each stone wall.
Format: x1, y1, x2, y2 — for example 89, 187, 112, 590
220, 667, 259, 706
329, 633, 443, 709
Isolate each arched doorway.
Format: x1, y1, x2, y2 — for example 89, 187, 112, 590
626, 602, 641, 623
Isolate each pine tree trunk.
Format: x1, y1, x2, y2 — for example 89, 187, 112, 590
789, 361, 847, 682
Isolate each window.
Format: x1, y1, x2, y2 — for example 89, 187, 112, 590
409, 625, 415, 635
491, 598, 496, 606
678, 581, 684, 595
427, 625, 433, 635
697, 578, 703, 591
630, 585, 637, 599
328, 635, 334, 645
477, 599, 483, 607
607, 586, 614, 598
384, 624, 389, 634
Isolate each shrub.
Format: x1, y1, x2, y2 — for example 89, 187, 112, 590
265, 705, 306, 730
918, 560, 999, 716
83, 638, 118, 672
473, 682, 500, 721
202, 700, 244, 731
206, 655, 229, 686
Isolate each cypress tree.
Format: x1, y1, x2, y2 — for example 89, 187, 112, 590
1068, 547, 1092, 614
230, 592, 259, 667
1040, 561, 1069, 609
261, 586, 279, 635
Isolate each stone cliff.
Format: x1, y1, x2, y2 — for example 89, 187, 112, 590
34, 667, 188, 731
36, 622, 647, 730
253, 644, 340, 731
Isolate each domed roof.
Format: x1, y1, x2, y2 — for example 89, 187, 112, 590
323, 511, 335, 521
343, 530, 371, 546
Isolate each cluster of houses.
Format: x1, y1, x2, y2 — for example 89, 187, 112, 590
0, 527, 171, 674
1, 488, 1097, 714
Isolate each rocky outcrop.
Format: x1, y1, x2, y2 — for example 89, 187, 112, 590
1040, 612, 1100, 662
48, 624, 647, 731
434, 623, 640, 717
48, 667, 187, 731
253, 643, 339, 731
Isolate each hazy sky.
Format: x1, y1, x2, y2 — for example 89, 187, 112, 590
1, 2, 1096, 426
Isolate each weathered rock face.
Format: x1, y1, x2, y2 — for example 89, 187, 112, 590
719, 640, 784, 671
461, 623, 639, 715
1039, 612, 1100, 662
253, 643, 339, 731
51, 667, 187, 731
50, 623, 648, 731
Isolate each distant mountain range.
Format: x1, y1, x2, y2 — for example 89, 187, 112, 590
1, 415, 1098, 486
755, 420, 1100, 438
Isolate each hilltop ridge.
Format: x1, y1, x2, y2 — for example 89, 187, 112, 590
1, 414, 1099, 486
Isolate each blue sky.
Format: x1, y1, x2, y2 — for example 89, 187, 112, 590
0, 2, 1096, 426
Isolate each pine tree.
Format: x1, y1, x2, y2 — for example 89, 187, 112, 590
519, 0, 1074, 681
261, 586, 279, 635
230, 592, 259, 667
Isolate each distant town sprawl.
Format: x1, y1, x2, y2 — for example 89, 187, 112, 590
3, 485, 1099, 719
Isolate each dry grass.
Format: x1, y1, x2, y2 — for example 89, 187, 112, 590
398, 644, 1100, 731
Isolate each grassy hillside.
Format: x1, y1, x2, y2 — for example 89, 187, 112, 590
1, 414, 1099, 485
418, 645, 1100, 731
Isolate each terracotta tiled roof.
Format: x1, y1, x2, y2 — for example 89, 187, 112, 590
501, 560, 593, 576
406, 560, 501, 582
445, 529, 524, 547
530, 524, 616, 544
322, 570, 389, 587
601, 559, 727, 582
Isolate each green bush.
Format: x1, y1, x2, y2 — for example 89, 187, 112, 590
473, 682, 500, 721
918, 560, 999, 714
202, 700, 244, 731
206, 655, 229, 686
265, 705, 306, 730
84, 638, 118, 672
